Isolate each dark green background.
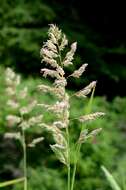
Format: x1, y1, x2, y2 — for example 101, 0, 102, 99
0, 0, 126, 99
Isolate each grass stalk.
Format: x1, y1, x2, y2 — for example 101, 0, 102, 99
22, 129, 27, 190
71, 87, 95, 190
66, 127, 71, 190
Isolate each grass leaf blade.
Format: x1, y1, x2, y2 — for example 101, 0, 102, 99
0, 177, 25, 188
101, 166, 121, 190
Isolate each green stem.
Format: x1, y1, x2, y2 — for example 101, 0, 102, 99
71, 143, 81, 190
22, 129, 27, 190
71, 87, 96, 190
66, 127, 71, 190
57, 42, 70, 190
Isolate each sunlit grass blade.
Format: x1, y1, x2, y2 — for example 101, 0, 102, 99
101, 166, 121, 190
0, 177, 25, 188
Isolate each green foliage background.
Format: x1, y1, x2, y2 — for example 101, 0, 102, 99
0, 1, 126, 189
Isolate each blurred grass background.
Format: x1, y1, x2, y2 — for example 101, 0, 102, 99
0, 1, 126, 189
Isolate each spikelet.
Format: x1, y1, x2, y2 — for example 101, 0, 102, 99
59, 34, 68, 51
50, 144, 68, 165
38, 100, 68, 115
18, 87, 28, 99
40, 48, 58, 59
28, 137, 44, 147
39, 123, 60, 134
54, 78, 67, 88
7, 100, 19, 109
48, 24, 62, 42
6, 115, 21, 127
40, 68, 59, 78
89, 128, 102, 137
37, 84, 52, 93
79, 112, 105, 122
42, 57, 58, 68
44, 40, 57, 53
40, 24, 67, 69
78, 129, 88, 143
76, 81, 97, 98
79, 128, 102, 143
19, 121, 30, 130
4, 132, 21, 140
28, 115, 43, 126
53, 121, 66, 128
19, 100, 37, 115
63, 42, 77, 67
15, 75, 21, 86
70, 63, 88, 78
53, 131, 67, 147
5, 67, 16, 87
38, 85, 65, 99
6, 87, 16, 96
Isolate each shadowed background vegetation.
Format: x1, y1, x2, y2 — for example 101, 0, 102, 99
0, 1, 126, 190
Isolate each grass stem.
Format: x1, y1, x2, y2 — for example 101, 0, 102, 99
22, 129, 27, 190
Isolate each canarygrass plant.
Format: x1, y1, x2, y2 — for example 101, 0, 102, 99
1, 24, 105, 190
38, 24, 105, 190
4, 68, 44, 190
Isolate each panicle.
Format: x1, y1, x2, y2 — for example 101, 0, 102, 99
38, 24, 104, 166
